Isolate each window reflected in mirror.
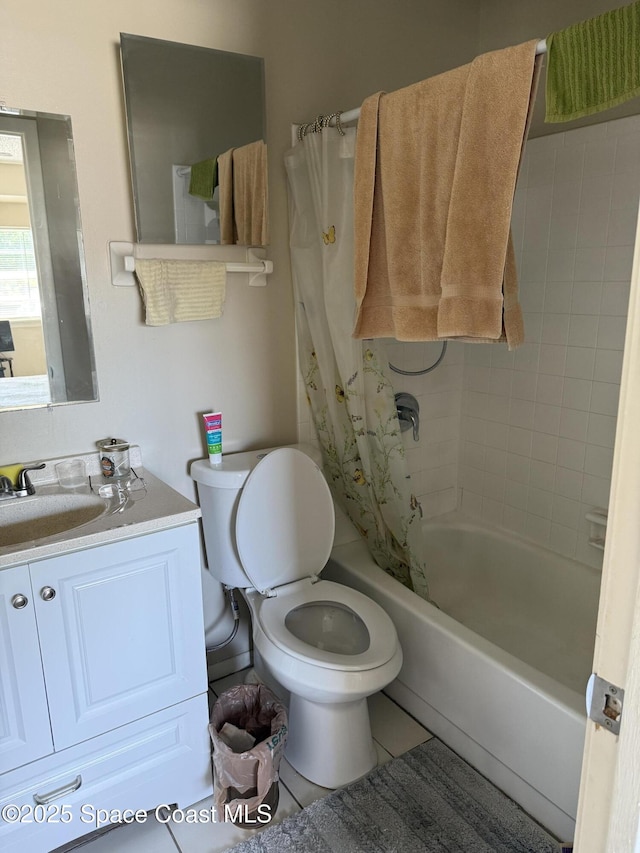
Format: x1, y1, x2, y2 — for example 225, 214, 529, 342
0, 109, 98, 411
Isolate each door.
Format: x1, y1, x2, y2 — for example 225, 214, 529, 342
0, 564, 53, 771
30, 525, 208, 751
573, 200, 640, 849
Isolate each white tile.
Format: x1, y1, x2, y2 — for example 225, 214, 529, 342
531, 431, 558, 463
580, 174, 613, 209
483, 472, 506, 502
583, 137, 617, 177
594, 348, 624, 383
488, 367, 513, 396
538, 343, 566, 376
484, 446, 508, 477
614, 131, 640, 174
568, 315, 599, 348
514, 342, 540, 371
168, 788, 301, 853
607, 205, 639, 246
536, 373, 564, 406
571, 282, 603, 315
511, 370, 538, 401
552, 178, 581, 217
597, 315, 627, 350
551, 494, 581, 529
484, 421, 509, 450
559, 408, 589, 442
369, 692, 431, 757
554, 147, 584, 185
549, 213, 578, 251
530, 459, 556, 492
590, 382, 620, 416
279, 759, 332, 808
541, 313, 570, 345
482, 496, 504, 526
581, 473, 612, 507
545, 249, 574, 281
485, 394, 510, 424
543, 281, 573, 314
604, 245, 634, 281
509, 398, 535, 429
507, 426, 533, 456
554, 466, 584, 501
73, 818, 178, 853
587, 413, 617, 448
585, 444, 615, 479
528, 487, 552, 519
611, 169, 640, 208
527, 147, 557, 186
574, 247, 606, 282
502, 504, 528, 536
506, 453, 531, 484
565, 347, 595, 380
576, 208, 609, 247
562, 377, 592, 412
557, 438, 586, 472
601, 281, 631, 316
505, 477, 530, 509
533, 403, 561, 435
210, 668, 252, 698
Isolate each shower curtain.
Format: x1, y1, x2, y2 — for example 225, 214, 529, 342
285, 127, 430, 601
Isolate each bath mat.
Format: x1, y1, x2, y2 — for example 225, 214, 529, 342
228, 738, 558, 852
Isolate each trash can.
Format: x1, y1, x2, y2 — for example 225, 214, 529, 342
209, 684, 288, 827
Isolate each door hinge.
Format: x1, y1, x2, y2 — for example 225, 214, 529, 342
586, 673, 624, 735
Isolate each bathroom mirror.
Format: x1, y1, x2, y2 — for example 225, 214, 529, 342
120, 34, 267, 246
0, 108, 98, 412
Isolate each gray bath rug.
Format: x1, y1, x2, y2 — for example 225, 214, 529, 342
229, 738, 558, 852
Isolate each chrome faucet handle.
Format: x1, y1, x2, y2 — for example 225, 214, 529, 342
15, 462, 46, 497
0, 475, 14, 496
395, 393, 420, 442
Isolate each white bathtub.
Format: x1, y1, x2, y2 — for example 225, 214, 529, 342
324, 513, 601, 841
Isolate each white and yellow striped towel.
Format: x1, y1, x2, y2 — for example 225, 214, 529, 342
135, 259, 226, 326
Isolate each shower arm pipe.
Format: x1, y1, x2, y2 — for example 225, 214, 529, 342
331, 39, 547, 128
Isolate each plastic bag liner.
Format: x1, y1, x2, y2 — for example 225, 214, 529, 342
209, 684, 288, 825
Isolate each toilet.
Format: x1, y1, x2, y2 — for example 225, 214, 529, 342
191, 446, 402, 789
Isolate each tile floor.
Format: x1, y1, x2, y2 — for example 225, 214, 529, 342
64, 669, 432, 853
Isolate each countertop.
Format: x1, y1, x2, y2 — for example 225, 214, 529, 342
0, 459, 200, 569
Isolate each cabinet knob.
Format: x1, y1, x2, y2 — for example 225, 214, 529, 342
40, 586, 57, 602
11, 593, 28, 609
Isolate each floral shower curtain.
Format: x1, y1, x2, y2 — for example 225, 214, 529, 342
284, 127, 430, 601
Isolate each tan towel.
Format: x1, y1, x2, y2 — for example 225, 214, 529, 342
353, 40, 541, 349
233, 140, 269, 246
218, 149, 235, 245
135, 259, 226, 326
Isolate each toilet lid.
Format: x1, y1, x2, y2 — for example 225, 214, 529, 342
235, 447, 335, 591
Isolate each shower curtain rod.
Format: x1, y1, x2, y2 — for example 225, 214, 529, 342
333, 38, 548, 127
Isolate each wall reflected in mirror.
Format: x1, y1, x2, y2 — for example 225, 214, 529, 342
120, 34, 267, 246
0, 108, 98, 412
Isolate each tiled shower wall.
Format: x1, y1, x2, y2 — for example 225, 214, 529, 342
297, 113, 640, 568
458, 114, 639, 568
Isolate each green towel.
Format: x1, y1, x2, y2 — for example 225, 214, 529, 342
545, 0, 640, 122
188, 157, 218, 201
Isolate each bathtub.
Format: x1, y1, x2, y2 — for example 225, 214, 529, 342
324, 512, 601, 841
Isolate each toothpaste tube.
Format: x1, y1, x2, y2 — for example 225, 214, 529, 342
202, 412, 222, 465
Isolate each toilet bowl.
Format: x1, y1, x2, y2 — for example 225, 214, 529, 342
191, 446, 402, 788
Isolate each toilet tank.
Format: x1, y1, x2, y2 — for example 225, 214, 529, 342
191, 450, 264, 588
190, 444, 324, 589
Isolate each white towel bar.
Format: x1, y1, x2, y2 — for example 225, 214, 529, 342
109, 241, 273, 287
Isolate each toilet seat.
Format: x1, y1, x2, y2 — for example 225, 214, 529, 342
235, 447, 335, 592
255, 579, 399, 672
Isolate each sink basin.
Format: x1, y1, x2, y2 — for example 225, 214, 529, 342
0, 492, 107, 548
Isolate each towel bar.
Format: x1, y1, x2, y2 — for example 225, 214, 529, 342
109, 241, 273, 288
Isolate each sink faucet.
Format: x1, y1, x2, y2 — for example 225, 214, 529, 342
0, 463, 47, 498
395, 393, 420, 441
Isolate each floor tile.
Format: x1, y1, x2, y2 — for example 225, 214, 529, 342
279, 758, 332, 808
369, 691, 432, 757
65, 816, 178, 853
167, 785, 300, 853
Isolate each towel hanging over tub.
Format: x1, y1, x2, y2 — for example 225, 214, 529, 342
135, 259, 226, 326
353, 39, 541, 349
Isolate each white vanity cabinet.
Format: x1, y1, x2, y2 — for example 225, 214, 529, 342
0, 523, 213, 853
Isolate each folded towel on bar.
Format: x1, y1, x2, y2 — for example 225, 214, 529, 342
188, 157, 218, 201
233, 140, 269, 246
545, 1, 640, 123
135, 259, 226, 326
353, 40, 541, 349
218, 148, 236, 244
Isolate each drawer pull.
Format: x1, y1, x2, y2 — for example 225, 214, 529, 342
33, 774, 82, 805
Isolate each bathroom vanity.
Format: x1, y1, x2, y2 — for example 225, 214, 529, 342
0, 456, 212, 852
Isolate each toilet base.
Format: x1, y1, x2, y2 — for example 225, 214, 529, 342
285, 693, 377, 789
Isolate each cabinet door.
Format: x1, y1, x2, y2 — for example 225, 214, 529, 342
0, 565, 53, 771
31, 525, 208, 751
